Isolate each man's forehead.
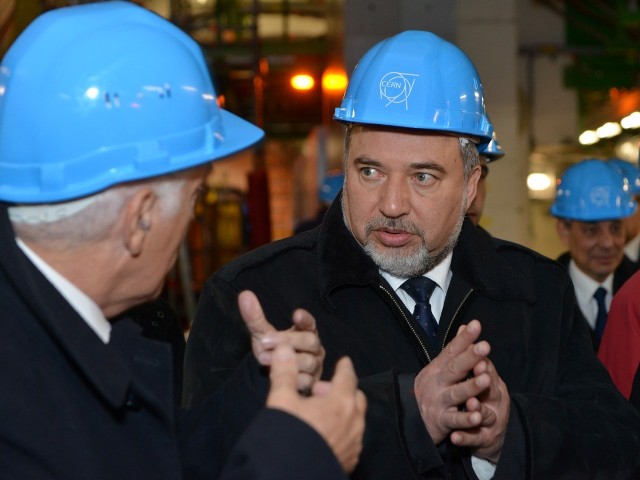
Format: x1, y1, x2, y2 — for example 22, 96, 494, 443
572, 219, 623, 228
353, 124, 463, 140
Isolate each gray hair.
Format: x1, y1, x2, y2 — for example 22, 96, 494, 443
342, 123, 479, 180
10, 175, 187, 248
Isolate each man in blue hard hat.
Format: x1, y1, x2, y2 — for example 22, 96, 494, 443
551, 158, 639, 351
466, 131, 505, 228
185, 30, 640, 479
608, 157, 640, 265
0, 2, 366, 479
294, 171, 345, 234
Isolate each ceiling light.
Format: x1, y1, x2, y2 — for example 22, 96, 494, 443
527, 173, 553, 191
579, 130, 599, 145
596, 122, 622, 139
290, 74, 315, 91
621, 111, 640, 129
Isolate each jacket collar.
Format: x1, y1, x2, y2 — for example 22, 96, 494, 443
0, 204, 132, 409
451, 219, 536, 304
317, 195, 536, 306
317, 195, 382, 303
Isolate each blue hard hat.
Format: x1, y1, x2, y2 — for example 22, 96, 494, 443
0, 1, 264, 203
333, 30, 493, 143
478, 131, 506, 162
607, 158, 640, 195
319, 172, 344, 204
550, 158, 637, 221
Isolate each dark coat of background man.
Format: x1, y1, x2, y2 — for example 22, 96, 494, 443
185, 30, 640, 479
0, 2, 366, 479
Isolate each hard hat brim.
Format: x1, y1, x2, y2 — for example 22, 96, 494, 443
215, 109, 265, 160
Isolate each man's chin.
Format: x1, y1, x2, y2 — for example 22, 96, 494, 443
370, 242, 418, 259
365, 243, 429, 277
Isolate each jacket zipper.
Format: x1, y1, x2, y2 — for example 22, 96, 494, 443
378, 284, 431, 363
440, 288, 474, 351
379, 284, 475, 362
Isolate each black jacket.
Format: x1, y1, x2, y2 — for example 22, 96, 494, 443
185, 197, 640, 479
115, 298, 186, 405
556, 251, 639, 349
0, 205, 345, 480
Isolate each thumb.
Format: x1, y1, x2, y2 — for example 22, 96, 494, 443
267, 344, 299, 405
238, 290, 276, 340
329, 356, 358, 394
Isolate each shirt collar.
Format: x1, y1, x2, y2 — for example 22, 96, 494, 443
568, 259, 614, 329
380, 252, 453, 294
15, 238, 111, 343
568, 259, 614, 297
380, 252, 453, 322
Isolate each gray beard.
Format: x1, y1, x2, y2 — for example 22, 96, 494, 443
343, 194, 466, 278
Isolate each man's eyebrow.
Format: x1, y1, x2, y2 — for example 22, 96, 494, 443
354, 156, 447, 174
353, 156, 382, 167
409, 161, 446, 174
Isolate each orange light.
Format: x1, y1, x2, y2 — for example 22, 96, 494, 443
291, 74, 315, 91
322, 70, 348, 92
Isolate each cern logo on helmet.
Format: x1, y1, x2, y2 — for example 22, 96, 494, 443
379, 72, 419, 109
590, 186, 611, 207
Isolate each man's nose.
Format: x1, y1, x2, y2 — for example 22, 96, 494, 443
378, 176, 410, 219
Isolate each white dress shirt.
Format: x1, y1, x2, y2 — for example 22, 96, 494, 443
16, 238, 111, 343
568, 260, 613, 330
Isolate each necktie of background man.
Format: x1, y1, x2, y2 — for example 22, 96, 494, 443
593, 286, 608, 348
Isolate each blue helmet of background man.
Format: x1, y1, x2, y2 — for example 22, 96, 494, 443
333, 30, 493, 144
0, 1, 264, 204
478, 131, 506, 162
607, 157, 640, 196
319, 172, 345, 204
551, 158, 637, 221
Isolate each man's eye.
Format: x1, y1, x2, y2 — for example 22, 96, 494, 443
361, 167, 378, 177
415, 172, 434, 184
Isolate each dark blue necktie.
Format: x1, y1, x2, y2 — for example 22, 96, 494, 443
401, 277, 438, 344
593, 286, 608, 348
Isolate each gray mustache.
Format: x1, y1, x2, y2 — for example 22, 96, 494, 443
364, 217, 425, 237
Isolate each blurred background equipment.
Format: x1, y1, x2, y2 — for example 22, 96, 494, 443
294, 170, 343, 234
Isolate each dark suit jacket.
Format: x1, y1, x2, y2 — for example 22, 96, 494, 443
556, 251, 639, 349
0, 205, 345, 480
115, 298, 186, 406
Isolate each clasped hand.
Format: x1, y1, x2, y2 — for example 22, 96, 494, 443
414, 320, 509, 464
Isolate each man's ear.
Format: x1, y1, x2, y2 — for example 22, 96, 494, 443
123, 188, 156, 257
464, 164, 482, 210
556, 219, 571, 247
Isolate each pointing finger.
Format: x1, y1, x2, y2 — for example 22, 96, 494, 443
238, 290, 277, 340
292, 308, 317, 332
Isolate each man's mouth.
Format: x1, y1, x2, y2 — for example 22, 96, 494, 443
373, 228, 414, 247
